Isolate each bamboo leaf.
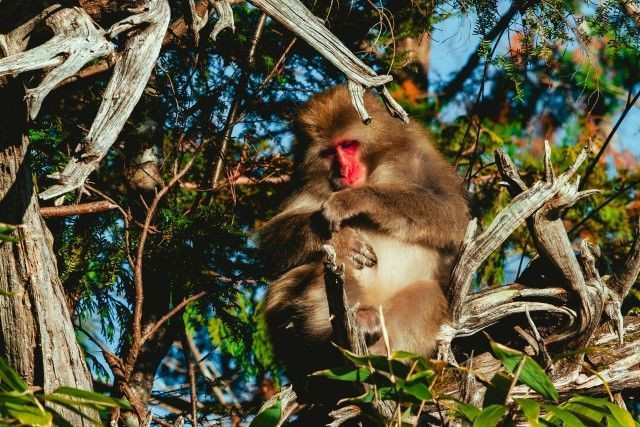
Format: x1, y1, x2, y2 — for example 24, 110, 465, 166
490, 341, 558, 402
473, 404, 507, 427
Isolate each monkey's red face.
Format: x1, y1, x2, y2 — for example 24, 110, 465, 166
320, 138, 367, 189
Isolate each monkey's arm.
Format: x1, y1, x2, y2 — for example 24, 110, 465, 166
321, 184, 469, 251
259, 210, 378, 276
258, 210, 328, 276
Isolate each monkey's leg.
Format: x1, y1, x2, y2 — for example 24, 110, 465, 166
369, 280, 449, 357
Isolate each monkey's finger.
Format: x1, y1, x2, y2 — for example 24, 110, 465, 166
360, 243, 377, 264
349, 251, 376, 269
348, 253, 367, 269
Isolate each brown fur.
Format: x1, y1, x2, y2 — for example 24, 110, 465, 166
258, 86, 469, 400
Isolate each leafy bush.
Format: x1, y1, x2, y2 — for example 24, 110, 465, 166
0, 356, 130, 426
254, 341, 639, 426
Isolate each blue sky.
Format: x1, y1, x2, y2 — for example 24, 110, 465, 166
429, 5, 640, 158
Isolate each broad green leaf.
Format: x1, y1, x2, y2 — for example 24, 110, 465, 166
605, 401, 636, 427
561, 396, 636, 427
339, 348, 412, 377
0, 357, 28, 392
542, 403, 583, 427
453, 400, 481, 422
483, 371, 512, 406
346, 386, 397, 404
42, 395, 101, 425
565, 396, 636, 427
0, 390, 39, 406
250, 398, 281, 427
473, 404, 507, 427
312, 366, 373, 382
398, 376, 433, 401
490, 342, 558, 402
606, 415, 625, 427
51, 387, 131, 409
406, 370, 435, 383
5, 401, 52, 426
516, 398, 541, 426
562, 397, 609, 424
389, 351, 431, 371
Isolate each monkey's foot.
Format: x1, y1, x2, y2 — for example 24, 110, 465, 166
356, 305, 382, 346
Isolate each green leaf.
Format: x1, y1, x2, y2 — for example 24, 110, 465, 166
542, 403, 583, 427
5, 401, 52, 426
389, 351, 431, 371
0, 290, 15, 297
346, 386, 397, 404
0, 390, 39, 406
516, 398, 541, 426
0, 357, 28, 392
339, 348, 412, 377
42, 395, 101, 425
473, 404, 507, 427
605, 401, 636, 427
398, 376, 433, 401
563, 396, 636, 427
453, 400, 481, 422
312, 366, 373, 382
483, 371, 512, 406
606, 415, 625, 427
490, 341, 558, 402
51, 387, 131, 409
250, 398, 281, 427
562, 397, 608, 424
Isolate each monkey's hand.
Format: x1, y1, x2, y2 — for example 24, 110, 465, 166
321, 190, 364, 232
348, 237, 377, 269
356, 306, 382, 346
330, 227, 377, 269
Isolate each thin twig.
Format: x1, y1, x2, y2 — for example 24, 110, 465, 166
126, 142, 206, 373
39, 200, 118, 217
210, 13, 267, 189
579, 88, 640, 191
142, 291, 207, 343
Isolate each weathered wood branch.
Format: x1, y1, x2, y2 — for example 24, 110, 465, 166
446, 143, 588, 330
39, 200, 118, 217
247, 0, 408, 123
40, 0, 170, 200
496, 141, 604, 349
0, 5, 114, 119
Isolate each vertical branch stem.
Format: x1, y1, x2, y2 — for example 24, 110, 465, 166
210, 13, 267, 188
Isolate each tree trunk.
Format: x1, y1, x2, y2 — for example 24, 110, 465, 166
0, 76, 93, 424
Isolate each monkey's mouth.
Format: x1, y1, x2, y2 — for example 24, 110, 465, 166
329, 176, 348, 191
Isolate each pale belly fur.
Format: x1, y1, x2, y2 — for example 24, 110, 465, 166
349, 230, 441, 304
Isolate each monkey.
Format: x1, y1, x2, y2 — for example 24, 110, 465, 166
258, 86, 469, 401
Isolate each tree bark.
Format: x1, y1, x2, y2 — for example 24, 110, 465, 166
0, 72, 93, 425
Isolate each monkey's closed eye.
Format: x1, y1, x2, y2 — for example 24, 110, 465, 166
320, 147, 336, 158
337, 139, 360, 154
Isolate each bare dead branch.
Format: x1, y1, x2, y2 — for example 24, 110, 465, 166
0, 6, 114, 119
40, 0, 171, 200
141, 292, 207, 343
248, 0, 408, 123
39, 200, 118, 217
210, 0, 235, 40
448, 144, 589, 325
608, 216, 640, 300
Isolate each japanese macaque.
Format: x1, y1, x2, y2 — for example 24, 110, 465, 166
259, 86, 469, 399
